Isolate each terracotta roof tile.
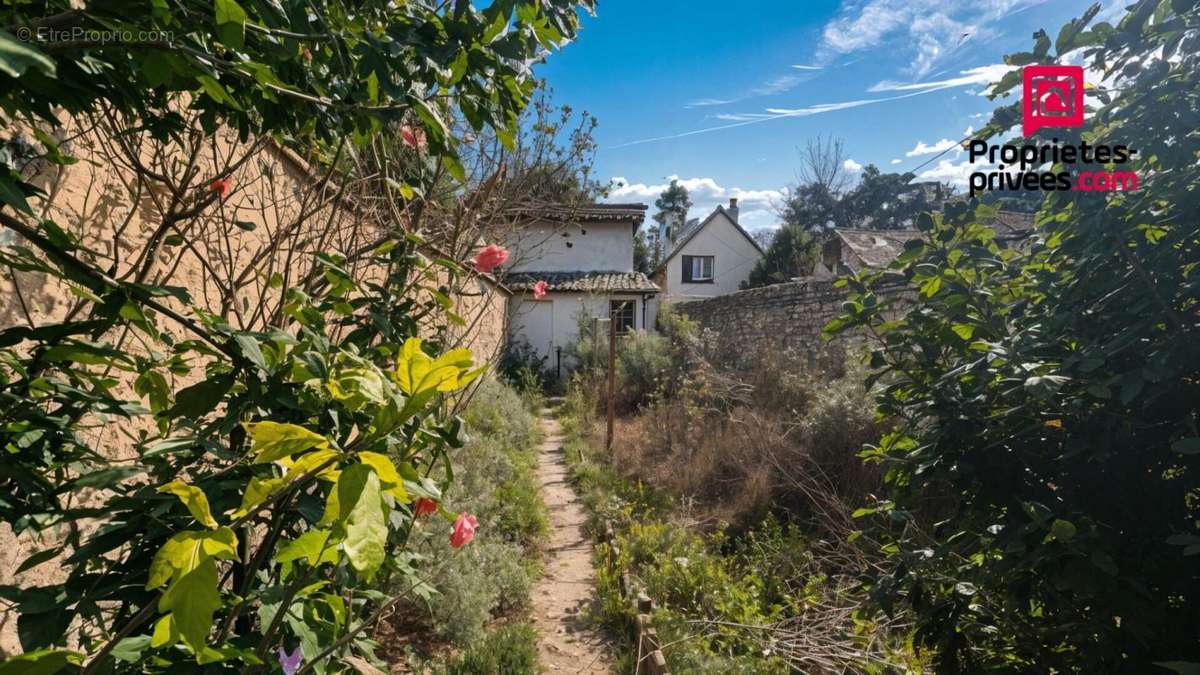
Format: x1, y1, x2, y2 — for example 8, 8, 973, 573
504, 271, 659, 293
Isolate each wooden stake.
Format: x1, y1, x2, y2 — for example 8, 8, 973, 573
606, 307, 616, 453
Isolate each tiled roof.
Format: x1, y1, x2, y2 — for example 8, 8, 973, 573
833, 210, 1036, 271
502, 203, 648, 225
988, 210, 1036, 241
504, 271, 660, 293
834, 229, 922, 270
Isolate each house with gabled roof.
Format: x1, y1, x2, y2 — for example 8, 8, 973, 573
651, 198, 764, 300
499, 203, 659, 376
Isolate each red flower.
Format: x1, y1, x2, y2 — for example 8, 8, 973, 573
532, 280, 548, 300
209, 177, 232, 202
472, 244, 509, 274
399, 126, 427, 150
450, 512, 477, 549
413, 497, 438, 518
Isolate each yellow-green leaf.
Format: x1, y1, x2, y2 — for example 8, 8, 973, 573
0, 649, 82, 675
359, 451, 410, 503
243, 421, 329, 464
158, 557, 221, 654
275, 529, 338, 566
150, 615, 177, 648
147, 528, 238, 590
229, 476, 286, 520
158, 480, 219, 528
337, 464, 388, 579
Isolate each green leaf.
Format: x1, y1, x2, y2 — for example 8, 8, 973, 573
214, 0, 248, 50
0, 171, 34, 215
147, 528, 238, 590
951, 324, 975, 340
158, 480, 219, 528
1049, 519, 1077, 543
195, 74, 242, 110
150, 615, 177, 648
0, 30, 56, 79
337, 464, 388, 579
110, 635, 152, 663
233, 333, 268, 371
158, 557, 221, 654
359, 451, 409, 502
230, 476, 285, 519
275, 529, 337, 566
243, 421, 329, 463
0, 649, 82, 675
919, 276, 942, 297
165, 373, 234, 419
233, 219, 257, 231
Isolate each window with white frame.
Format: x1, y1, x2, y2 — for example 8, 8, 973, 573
682, 255, 714, 283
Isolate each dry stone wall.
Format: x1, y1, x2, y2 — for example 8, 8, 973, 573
674, 278, 910, 370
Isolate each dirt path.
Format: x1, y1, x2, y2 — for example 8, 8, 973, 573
531, 407, 612, 674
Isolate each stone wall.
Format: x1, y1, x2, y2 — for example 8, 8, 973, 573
674, 278, 909, 371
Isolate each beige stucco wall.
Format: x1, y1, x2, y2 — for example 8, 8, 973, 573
662, 210, 762, 300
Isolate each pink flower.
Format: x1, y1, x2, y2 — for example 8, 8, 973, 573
209, 177, 232, 202
413, 497, 438, 518
472, 244, 509, 274
278, 646, 302, 675
532, 280, 548, 300
400, 125, 427, 150
450, 512, 477, 549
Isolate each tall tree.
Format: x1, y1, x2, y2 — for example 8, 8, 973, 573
742, 224, 820, 288
841, 165, 953, 229
651, 179, 692, 262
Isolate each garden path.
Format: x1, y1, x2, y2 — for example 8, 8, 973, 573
530, 407, 613, 674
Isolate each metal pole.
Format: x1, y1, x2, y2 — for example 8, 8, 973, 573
606, 307, 616, 453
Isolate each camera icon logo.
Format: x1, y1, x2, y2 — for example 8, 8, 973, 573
1022, 65, 1085, 136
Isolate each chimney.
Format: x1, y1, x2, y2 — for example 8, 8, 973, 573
727, 198, 739, 223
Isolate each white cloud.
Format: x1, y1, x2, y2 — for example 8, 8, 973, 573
905, 138, 959, 157
890, 158, 903, 164
915, 158, 978, 186
607, 175, 783, 227
869, 64, 1014, 94
818, 1, 1044, 77
686, 98, 734, 108
792, 64, 823, 70
843, 158, 864, 172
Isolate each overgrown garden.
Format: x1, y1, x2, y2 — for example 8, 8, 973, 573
0, 1, 590, 673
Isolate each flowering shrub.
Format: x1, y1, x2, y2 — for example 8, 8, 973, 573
0, 239, 485, 672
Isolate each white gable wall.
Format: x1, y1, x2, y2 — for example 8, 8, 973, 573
663, 211, 761, 299
503, 220, 634, 273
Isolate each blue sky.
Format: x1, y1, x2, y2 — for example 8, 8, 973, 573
533, 0, 1121, 230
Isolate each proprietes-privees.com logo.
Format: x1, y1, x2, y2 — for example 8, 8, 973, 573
967, 65, 1139, 197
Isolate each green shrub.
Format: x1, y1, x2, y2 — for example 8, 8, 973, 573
427, 539, 533, 644
406, 378, 546, 649
827, 4, 1200, 668
430, 623, 542, 675
614, 330, 671, 410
